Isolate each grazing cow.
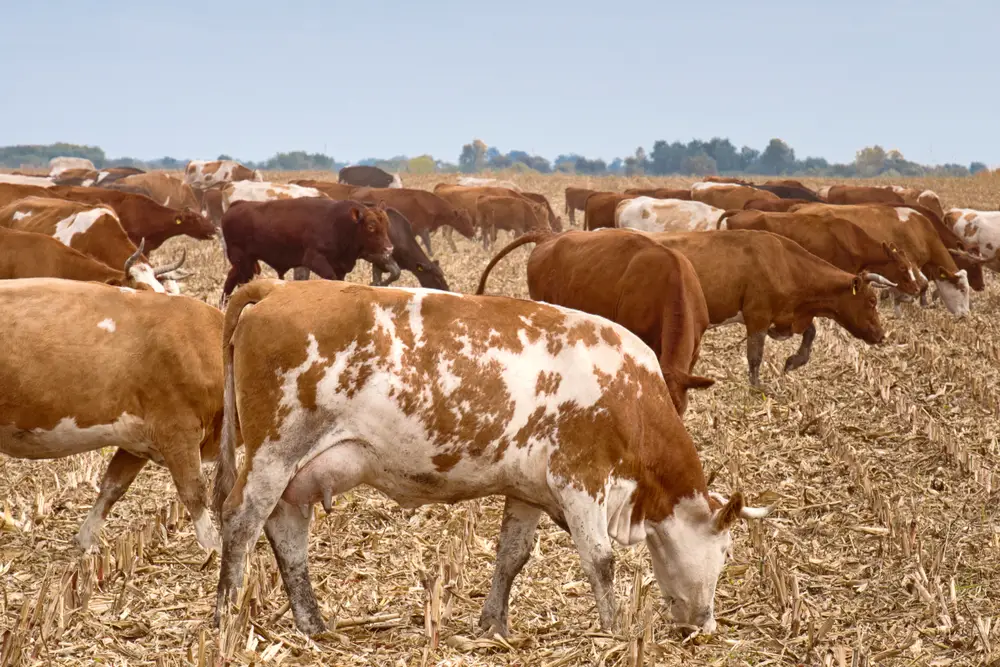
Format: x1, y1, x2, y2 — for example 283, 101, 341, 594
616, 197, 725, 232
0, 197, 183, 292
51, 186, 216, 252
0, 278, 224, 551
476, 229, 714, 414
585, 193, 636, 230
824, 185, 904, 207
946, 208, 1000, 268
476, 195, 549, 249
0, 173, 54, 187
219, 198, 400, 304
339, 165, 402, 188
792, 203, 980, 315
0, 227, 158, 289
94, 167, 146, 186
289, 179, 357, 200
350, 187, 476, 256
721, 210, 923, 297
753, 183, 823, 201
212, 279, 770, 636
185, 160, 262, 189
891, 186, 946, 220
743, 198, 816, 212
624, 188, 692, 200
52, 168, 101, 187
457, 176, 521, 190
200, 185, 227, 226
521, 192, 563, 232
691, 182, 779, 210
649, 230, 887, 386
435, 184, 561, 235
49, 156, 96, 176
0, 182, 51, 207
703, 176, 752, 185
109, 172, 202, 212
372, 208, 450, 290
564, 186, 598, 226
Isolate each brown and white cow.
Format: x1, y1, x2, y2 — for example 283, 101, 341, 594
891, 186, 945, 220
51, 168, 101, 186
49, 156, 96, 176
649, 230, 887, 386
0, 197, 184, 292
212, 279, 770, 636
219, 197, 399, 305
184, 160, 262, 189
339, 165, 402, 188
0, 173, 54, 188
690, 182, 779, 210
220, 181, 327, 212
476, 230, 715, 414
457, 176, 521, 190
564, 186, 599, 226
289, 179, 358, 201
109, 172, 203, 212
0, 278, 224, 551
946, 208, 1000, 269
616, 197, 726, 232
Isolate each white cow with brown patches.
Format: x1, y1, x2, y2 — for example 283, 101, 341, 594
616, 196, 727, 232
947, 208, 1000, 269
0, 279, 224, 551
220, 181, 328, 213
212, 279, 770, 637
184, 159, 263, 189
49, 156, 96, 176
0, 173, 55, 187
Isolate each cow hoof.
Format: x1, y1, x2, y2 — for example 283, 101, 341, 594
296, 616, 329, 637
783, 357, 807, 373
477, 619, 509, 639
72, 533, 100, 553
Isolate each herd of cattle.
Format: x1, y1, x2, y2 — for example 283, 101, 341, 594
2, 155, 999, 641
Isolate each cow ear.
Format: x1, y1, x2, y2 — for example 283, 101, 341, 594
377, 200, 387, 211
350, 206, 362, 223
713, 492, 744, 533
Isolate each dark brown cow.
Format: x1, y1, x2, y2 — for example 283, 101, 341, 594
721, 210, 923, 296
476, 230, 714, 415
350, 188, 475, 256
753, 183, 823, 201
585, 193, 637, 230
564, 187, 598, 226
219, 198, 400, 305
339, 165, 401, 188
650, 230, 886, 386
290, 179, 357, 200
372, 208, 450, 290
624, 188, 693, 200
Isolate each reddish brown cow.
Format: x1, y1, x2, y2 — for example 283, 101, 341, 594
650, 230, 886, 386
350, 188, 475, 256
108, 173, 202, 213
585, 193, 637, 230
520, 192, 563, 231
824, 185, 904, 207
743, 198, 815, 212
564, 187, 598, 226
219, 198, 400, 305
476, 230, 714, 414
476, 195, 549, 249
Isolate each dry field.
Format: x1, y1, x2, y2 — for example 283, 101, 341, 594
2, 172, 1000, 666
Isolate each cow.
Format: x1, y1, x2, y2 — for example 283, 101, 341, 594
349, 188, 476, 256
289, 179, 357, 201
616, 197, 726, 232
0, 173, 54, 187
457, 176, 521, 190
791, 203, 980, 316
649, 230, 887, 386
220, 181, 327, 213
823, 185, 904, 207
108, 172, 202, 213
624, 188, 692, 200
476, 229, 714, 414
476, 195, 549, 249
753, 183, 823, 202
946, 208, 1000, 268
743, 198, 816, 213
219, 198, 400, 305
372, 208, 450, 290
691, 182, 780, 210
51, 168, 101, 187
50, 185, 216, 252
435, 184, 561, 237
703, 176, 752, 185
891, 186, 946, 220
585, 193, 636, 230
564, 187, 598, 226
93, 167, 146, 186
0, 182, 50, 207
0, 278, 224, 551
720, 210, 924, 298
339, 165, 402, 189
212, 278, 771, 636
0, 197, 184, 292
49, 156, 96, 176
0, 227, 162, 289
521, 192, 563, 232
184, 160, 262, 189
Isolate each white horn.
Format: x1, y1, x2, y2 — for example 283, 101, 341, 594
739, 505, 774, 519
862, 272, 897, 288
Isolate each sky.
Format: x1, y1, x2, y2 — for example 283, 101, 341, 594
4, 1, 998, 167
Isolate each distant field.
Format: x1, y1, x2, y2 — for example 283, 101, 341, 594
2, 171, 999, 665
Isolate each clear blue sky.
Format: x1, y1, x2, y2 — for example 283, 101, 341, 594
4, 1, 997, 167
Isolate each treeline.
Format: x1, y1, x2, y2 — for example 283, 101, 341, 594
2, 140, 992, 178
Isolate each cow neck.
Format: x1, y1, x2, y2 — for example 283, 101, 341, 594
625, 414, 708, 525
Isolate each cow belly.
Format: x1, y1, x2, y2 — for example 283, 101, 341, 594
0, 414, 160, 462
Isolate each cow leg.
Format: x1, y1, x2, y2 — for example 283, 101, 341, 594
371, 264, 383, 286
445, 227, 458, 254
783, 322, 817, 373
292, 267, 311, 281
566, 506, 617, 632
159, 434, 220, 552
419, 229, 435, 256
221, 264, 254, 309
264, 500, 326, 635
479, 498, 543, 637
76, 449, 149, 550
746, 329, 768, 388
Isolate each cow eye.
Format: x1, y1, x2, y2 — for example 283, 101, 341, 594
416, 264, 424, 272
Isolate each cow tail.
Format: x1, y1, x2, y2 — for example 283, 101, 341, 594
212, 278, 283, 519
717, 209, 742, 230
475, 231, 553, 295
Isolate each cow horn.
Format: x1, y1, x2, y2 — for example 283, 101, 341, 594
861, 272, 897, 288
123, 238, 145, 275
154, 249, 187, 277
948, 248, 988, 264
739, 505, 774, 519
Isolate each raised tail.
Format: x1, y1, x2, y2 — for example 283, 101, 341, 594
211, 278, 285, 519
474, 231, 554, 295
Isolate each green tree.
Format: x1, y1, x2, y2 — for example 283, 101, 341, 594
757, 139, 796, 175
854, 145, 887, 177
459, 139, 488, 173
680, 153, 718, 176
970, 161, 988, 175
407, 155, 436, 174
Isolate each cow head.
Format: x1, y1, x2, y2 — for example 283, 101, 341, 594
645, 492, 771, 634
413, 259, 450, 290
878, 242, 925, 296
933, 267, 971, 317
353, 202, 400, 283
177, 207, 217, 240
833, 275, 885, 344
122, 239, 188, 293
452, 208, 477, 238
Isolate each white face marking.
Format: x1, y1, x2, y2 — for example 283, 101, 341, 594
936, 270, 970, 317
97, 318, 116, 332
97, 171, 109, 182
646, 494, 729, 633
128, 262, 167, 293
52, 208, 114, 245
81, 179, 94, 187
12, 211, 31, 221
